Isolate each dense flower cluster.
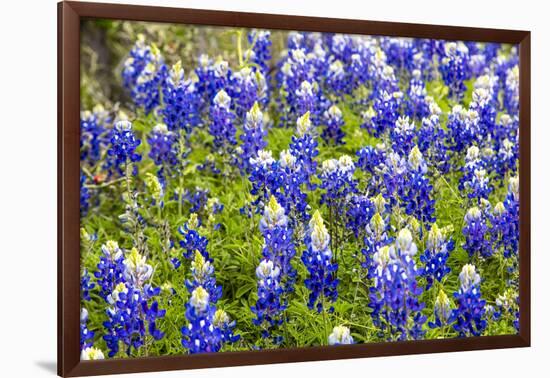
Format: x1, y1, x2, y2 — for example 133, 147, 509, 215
369, 229, 426, 341
106, 120, 142, 175
302, 211, 339, 313
449, 264, 487, 337
80, 28, 521, 357
97, 246, 166, 357
123, 36, 168, 114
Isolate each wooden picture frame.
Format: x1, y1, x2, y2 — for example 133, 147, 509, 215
58, 1, 531, 376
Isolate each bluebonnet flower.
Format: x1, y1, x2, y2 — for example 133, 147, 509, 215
349, 53, 370, 93
147, 123, 179, 167
460, 145, 492, 203
361, 91, 402, 137
81, 269, 95, 301
239, 102, 268, 173
369, 229, 426, 341
213, 309, 240, 345
295, 80, 317, 120
178, 214, 209, 260
80, 105, 109, 167
103, 249, 165, 357
449, 264, 487, 337
381, 37, 416, 73
209, 89, 237, 151
161, 61, 200, 133
197, 154, 222, 176
445, 105, 480, 153
181, 253, 239, 352
106, 120, 142, 175
247, 150, 282, 214
494, 50, 519, 87
80, 172, 91, 216
428, 289, 452, 328
439, 42, 470, 101
147, 123, 179, 187
319, 155, 357, 208
346, 194, 375, 239
495, 138, 518, 179
356, 144, 386, 180
417, 108, 450, 174
276, 47, 315, 126
247, 30, 272, 74
186, 250, 223, 303
399, 146, 436, 225
469, 87, 497, 139
287, 32, 305, 50
474, 74, 500, 107
181, 286, 223, 353
371, 62, 403, 98
233, 67, 268, 120
259, 196, 297, 293
204, 197, 225, 231
391, 116, 416, 156
328, 325, 354, 345
294, 81, 328, 127
405, 70, 430, 120
289, 112, 319, 189
494, 288, 519, 332
326, 60, 349, 94
462, 206, 492, 259
489, 201, 517, 259
381, 151, 408, 206
94, 241, 125, 300
330, 34, 354, 62
322, 104, 345, 145
251, 259, 286, 340
123, 39, 168, 114
301, 210, 339, 313
80, 308, 95, 350
277, 149, 309, 223
194, 56, 234, 107
182, 187, 210, 214
122, 35, 152, 89
499, 176, 520, 259
504, 65, 519, 116
420, 224, 454, 289
361, 209, 391, 276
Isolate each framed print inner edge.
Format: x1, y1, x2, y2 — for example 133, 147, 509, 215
58, 1, 531, 377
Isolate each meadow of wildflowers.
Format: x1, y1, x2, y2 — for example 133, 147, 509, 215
79, 20, 520, 360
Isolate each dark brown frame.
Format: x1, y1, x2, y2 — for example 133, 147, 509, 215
58, 1, 531, 376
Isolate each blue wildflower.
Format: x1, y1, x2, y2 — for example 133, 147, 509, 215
322, 104, 345, 145
259, 196, 297, 293
209, 89, 237, 151
420, 224, 454, 289
301, 210, 339, 313
178, 214, 209, 260
161, 61, 200, 133
239, 102, 268, 173
251, 259, 286, 340
462, 206, 492, 259
449, 264, 487, 337
289, 112, 319, 189
369, 229, 426, 340
439, 42, 470, 101
106, 120, 142, 175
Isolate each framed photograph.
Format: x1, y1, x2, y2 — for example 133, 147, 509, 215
58, 1, 531, 376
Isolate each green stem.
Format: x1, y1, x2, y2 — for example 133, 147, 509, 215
236, 30, 244, 67
84, 177, 125, 189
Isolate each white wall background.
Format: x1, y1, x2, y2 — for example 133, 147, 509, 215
1, 0, 547, 376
